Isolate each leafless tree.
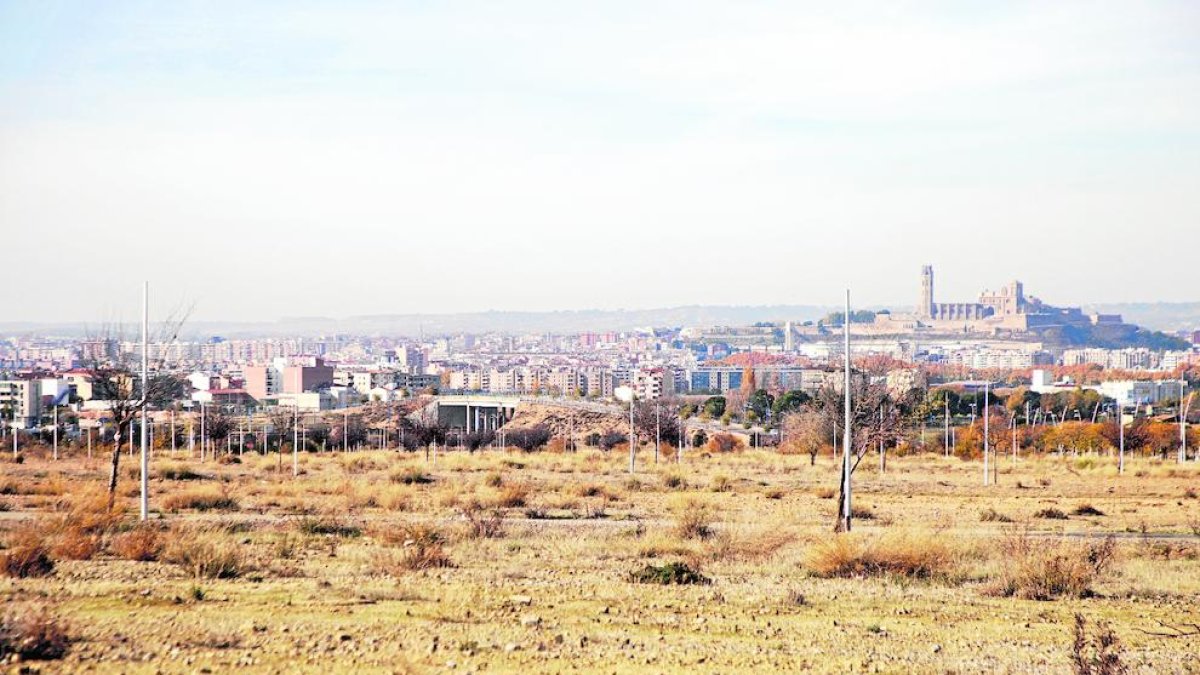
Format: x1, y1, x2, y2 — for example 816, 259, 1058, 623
814, 380, 905, 531
86, 312, 190, 507
781, 408, 826, 465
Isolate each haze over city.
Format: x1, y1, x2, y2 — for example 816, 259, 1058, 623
3, 4, 1200, 673
3, 1, 1199, 322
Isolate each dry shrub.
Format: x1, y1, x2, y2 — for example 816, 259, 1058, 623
672, 498, 715, 540
986, 532, 1117, 600
342, 454, 385, 474
1072, 504, 1106, 517
707, 433, 743, 453
459, 500, 505, 539
814, 486, 836, 499
1, 526, 54, 578
161, 526, 247, 579
161, 487, 238, 512
378, 486, 411, 511
1071, 613, 1126, 675
710, 474, 734, 493
980, 508, 1014, 523
1035, 507, 1069, 520
574, 482, 618, 501
706, 529, 795, 563
371, 523, 453, 573
390, 466, 433, 485
660, 472, 686, 490
495, 483, 530, 508
110, 524, 163, 562
50, 527, 101, 561
0, 607, 69, 661
805, 531, 956, 580
158, 462, 206, 481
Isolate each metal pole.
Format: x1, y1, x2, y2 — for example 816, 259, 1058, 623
983, 381, 990, 486
343, 410, 348, 453
140, 281, 149, 521
842, 289, 852, 532
200, 403, 206, 462
1118, 402, 1125, 475
87, 427, 92, 459
628, 397, 636, 473
293, 404, 299, 477
53, 404, 58, 461
655, 402, 660, 464
944, 396, 949, 458
1180, 383, 1189, 464
171, 409, 176, 452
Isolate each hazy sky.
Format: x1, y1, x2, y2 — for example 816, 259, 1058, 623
2, 1, 1198, 323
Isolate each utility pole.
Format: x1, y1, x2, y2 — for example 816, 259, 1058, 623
293, 405, 299, 477
983, 381, 990, 487
343, 410, 348, 453
1118, 402, 1125, 475
52, 403, 59, 461
1180, 384, 1190, 464
654, 402, 660, 465
140, 281, 149, 521
841, 289, 853, 533
628, 396, 636, 474
199, 403, 206, 462
943, 396, 950, 458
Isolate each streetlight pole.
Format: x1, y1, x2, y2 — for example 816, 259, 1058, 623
655, 402, 660, 465
841, 289, 853, 533
292, 404, 299, 477
983, 381, 990, 487
139, 281, 149, 521
1118, 401, 1125, 475
628, 396, 636, 474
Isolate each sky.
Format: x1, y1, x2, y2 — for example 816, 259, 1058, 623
1, 1, 1198, 323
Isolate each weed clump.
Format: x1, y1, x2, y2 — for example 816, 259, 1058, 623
372, 524, 453, 573
161, 487, 238, 512
161, 527, 247, 579
1, 526, 54, 578
980, 508, 1014, 523
110, 525, 163, 562
628, 561, 710, 585
1070, 613, 1126, 675
1072, 504, 1105, 517
390, 466, 433, 485
296, 517, 362, 538
0, 607, 69, 660
459, 500, 505, 539
1034, 507, 1069, 520
804, 532, 956, 580
672, 498, 715, 540
986, 532, 1117, 600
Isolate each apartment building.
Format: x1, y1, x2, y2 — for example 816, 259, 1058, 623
0, 379, 42, 428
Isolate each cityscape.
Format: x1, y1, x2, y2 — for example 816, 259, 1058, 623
2, 2, 1199, 673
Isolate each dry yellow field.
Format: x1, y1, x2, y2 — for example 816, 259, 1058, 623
2, 445, 1199, 673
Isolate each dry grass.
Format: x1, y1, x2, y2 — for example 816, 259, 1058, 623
804, 531, 957, 580
671, 497, 715, 540
161, 526, 247, 579
986, 532, 1117, 600
371, 523, 453, 573
1, 525, 55, 578
0, 606, 69, 661
110, 525, 164, 562
161, 487, 239, 512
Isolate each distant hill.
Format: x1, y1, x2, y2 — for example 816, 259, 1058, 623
1082, 303, 1200, 333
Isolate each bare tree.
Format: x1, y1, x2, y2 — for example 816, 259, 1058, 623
86, 313, 190, 508
814, 380, 905, 531
781, 408, 826, 465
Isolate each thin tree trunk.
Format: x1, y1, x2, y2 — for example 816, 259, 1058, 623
107, 430, 123, 508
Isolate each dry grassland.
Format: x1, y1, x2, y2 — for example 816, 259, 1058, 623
2, 445, 1199, 673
